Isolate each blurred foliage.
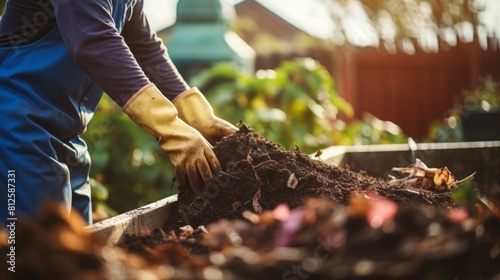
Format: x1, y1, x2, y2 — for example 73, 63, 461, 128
462, 75, 500, 110
336, 112, 407, 145
90, 177, 118, 221
191, 58, 351, 153
0, 0, 5, 14
451, 179, 480, 212
452, 179, 479, 204
191, 58, 406, 153
424, 109, 463, 142
425, 75, 499, 142
82, 95, 176, 214
320, 0, 484, 46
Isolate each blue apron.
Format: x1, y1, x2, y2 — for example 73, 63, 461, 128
0, 0, 134, 224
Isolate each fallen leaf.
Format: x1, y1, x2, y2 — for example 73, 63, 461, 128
349, 194, 370, 218
232, 201, 242, 211
253, 189, 263, 213
391, 159, 473, 191
242, 210, 260, 223
179, 225, 194, 239
433, 167, 456, 188
287, 173, 298, 189
198, 225, 208, 234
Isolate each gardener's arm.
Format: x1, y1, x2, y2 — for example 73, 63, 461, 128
121, 0, 238, 144
52, 0, 220, 188
52, 0, 149, 106
121, 0, 190, 101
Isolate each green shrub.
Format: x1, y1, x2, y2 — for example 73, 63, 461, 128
191, 58, 406, 152
191, 58, 354, 153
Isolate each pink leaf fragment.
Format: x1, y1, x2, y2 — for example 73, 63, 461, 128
273, 204, 291, 222
447, 207, 469, 223
275, 208, 305, 247
366, 197, 398, 228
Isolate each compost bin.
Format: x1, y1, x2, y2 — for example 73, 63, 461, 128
82, 130, 500, 280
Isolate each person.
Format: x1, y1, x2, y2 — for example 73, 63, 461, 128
0, 0, 238, 225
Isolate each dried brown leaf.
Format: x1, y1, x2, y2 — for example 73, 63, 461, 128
253, 189, 263, 213
287, 173, 298, 189
391, 159, 471, 191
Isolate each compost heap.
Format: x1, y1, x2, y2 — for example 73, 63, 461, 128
172, 124, 456, 228
118, 125, 500, 279
2, 126, 499, 280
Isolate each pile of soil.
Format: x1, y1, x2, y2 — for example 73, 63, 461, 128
171, 125, 455, 227
117, 127, 500, 279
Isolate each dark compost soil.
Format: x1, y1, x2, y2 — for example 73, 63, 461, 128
117, 127, 500, 279
171, 125, 455, 227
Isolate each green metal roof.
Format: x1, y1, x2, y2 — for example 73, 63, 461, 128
176, 0, 224, 23
167, 0, 255, 79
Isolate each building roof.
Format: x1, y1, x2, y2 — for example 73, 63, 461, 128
148, 0, 500, 52
235, 0, 500, 52
235, 0, 334, 40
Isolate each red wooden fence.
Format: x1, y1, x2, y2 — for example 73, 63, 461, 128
334, 39, 500, 140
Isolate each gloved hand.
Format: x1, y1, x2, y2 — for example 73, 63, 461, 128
173, 88, 238, 145
124, 84, 221, 189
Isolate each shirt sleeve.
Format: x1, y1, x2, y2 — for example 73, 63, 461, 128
121, 0, 190, 100
50, 0, 151, 107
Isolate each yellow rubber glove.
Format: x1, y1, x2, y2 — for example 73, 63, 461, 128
124, 84, 221, 189
173, 88, 238, 145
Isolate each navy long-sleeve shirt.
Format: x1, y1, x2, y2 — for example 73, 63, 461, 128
0, 0, 189, 106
